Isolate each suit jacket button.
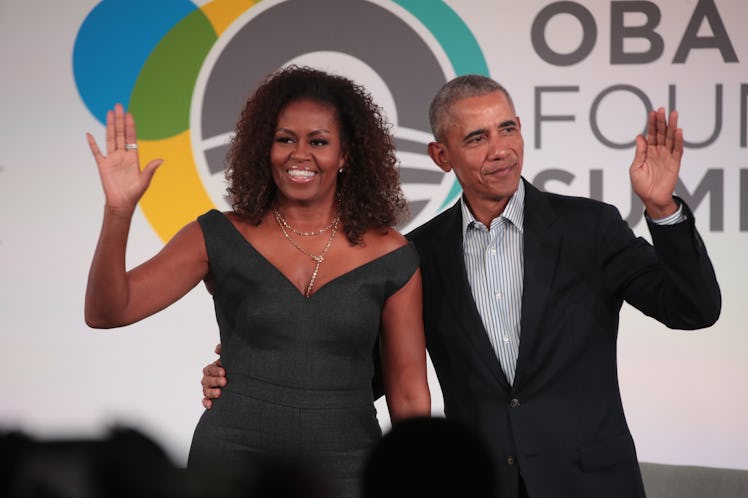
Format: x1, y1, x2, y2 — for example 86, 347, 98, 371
507, 456, 516, 465
510, 398, 520, 408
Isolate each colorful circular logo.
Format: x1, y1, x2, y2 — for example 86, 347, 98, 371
74, 0, 488, 241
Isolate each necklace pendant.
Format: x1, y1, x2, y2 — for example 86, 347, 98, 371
273, 207, 340, 298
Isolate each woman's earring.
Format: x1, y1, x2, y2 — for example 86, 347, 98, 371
338, 167, 345, 174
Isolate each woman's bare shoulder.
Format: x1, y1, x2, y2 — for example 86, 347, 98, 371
217, 210, 257, 233
361, 227, 409, 256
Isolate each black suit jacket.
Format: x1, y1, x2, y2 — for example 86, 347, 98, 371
405, 179, 720, 498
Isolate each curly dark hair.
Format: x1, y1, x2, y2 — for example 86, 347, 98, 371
226, 66, 407, 244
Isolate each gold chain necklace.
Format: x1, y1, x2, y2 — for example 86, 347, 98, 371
273, 208, 340, 297
274, 209, 338, 236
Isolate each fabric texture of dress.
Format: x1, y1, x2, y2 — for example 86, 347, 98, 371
188, 209, 419, 498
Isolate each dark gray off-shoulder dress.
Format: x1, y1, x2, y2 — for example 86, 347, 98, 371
188, 210, 419, 498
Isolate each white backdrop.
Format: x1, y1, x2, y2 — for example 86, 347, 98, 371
1, 0, 746, 470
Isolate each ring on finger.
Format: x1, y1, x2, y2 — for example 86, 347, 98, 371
125, 143, 138, 150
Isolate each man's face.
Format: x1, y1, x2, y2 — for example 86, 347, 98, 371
428, 90, 524, 219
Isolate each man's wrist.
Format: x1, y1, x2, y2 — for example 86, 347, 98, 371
646, 198, 685, 225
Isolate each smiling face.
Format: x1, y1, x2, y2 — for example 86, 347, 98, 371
428, 90, 524, 224
270, 98, 346, 207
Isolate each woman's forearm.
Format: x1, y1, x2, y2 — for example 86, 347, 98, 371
387, 385, 431, 423
84, 206, 135, 328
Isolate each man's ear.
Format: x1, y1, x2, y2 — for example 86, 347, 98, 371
427, 141, 451, 173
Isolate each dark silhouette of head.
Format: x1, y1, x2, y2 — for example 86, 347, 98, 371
362, 417, 497, 498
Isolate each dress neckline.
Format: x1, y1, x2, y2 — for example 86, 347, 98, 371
214, 210, 413, 299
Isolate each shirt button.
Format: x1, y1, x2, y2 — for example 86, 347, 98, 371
490, 248, 497, 255
503, 336, 510, 342
510, 398, 520, 408
495, 291, 502, 299
507, 456, 516, 465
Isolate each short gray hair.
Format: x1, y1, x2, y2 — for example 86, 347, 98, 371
428, 75, 515, 142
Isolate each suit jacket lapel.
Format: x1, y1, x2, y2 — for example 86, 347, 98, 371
434, 203, 510, 389
513, 179, 561, 390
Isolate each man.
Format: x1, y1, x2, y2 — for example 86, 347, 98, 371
202, 75, 720, 498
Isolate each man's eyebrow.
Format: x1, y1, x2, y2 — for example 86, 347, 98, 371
463, 128, 488, 142
462, 120, 518, 141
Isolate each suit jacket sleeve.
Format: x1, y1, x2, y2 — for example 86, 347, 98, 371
596, 197, 720, 329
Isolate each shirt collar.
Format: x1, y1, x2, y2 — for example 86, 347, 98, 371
461, 180, 525, 235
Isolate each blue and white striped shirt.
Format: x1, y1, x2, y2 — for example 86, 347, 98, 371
461, 181, 525, 386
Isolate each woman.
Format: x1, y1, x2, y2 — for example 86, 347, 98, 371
85, 66, 430, 497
